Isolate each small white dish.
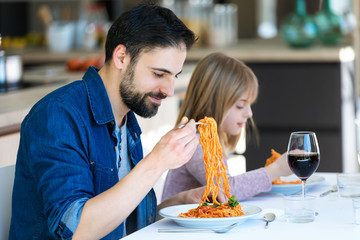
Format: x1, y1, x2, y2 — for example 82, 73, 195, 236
267, 175, 325, 195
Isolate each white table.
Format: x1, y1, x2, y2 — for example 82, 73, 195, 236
123, 173, 360, 240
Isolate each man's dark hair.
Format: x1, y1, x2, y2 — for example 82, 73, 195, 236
105, 2, 197, 64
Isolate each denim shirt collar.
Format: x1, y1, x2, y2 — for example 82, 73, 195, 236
83, 66, 115, 125
83, 66, 143, 162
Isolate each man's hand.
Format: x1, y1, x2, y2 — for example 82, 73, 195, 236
147, 117, 198, 172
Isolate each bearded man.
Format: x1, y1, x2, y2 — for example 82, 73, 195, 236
9, 3, 220, 240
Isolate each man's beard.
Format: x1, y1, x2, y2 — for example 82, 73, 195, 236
120, 62, 167, 118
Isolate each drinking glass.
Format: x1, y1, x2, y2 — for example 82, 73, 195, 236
287, 131, 320, 199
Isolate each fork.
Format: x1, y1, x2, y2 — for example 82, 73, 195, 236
177, 122, 208, 129
158, 222, 238, 233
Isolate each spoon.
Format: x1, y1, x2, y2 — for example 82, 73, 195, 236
158, 222, 238, 234
263, 212, 276, 229
320, 185, 338, 197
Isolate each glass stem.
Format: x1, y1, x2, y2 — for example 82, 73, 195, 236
302, 180, 306, 200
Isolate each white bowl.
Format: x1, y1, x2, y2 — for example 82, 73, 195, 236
47, 22, 75, 53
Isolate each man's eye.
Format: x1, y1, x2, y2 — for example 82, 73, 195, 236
236, 105, 244, 110
153, 72, 164, 78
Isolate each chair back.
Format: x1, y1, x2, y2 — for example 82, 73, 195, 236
0, 164, 15, 240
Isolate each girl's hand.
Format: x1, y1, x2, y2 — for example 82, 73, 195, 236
264, 152, 292, 181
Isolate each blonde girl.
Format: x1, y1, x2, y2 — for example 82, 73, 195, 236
162, 52, 292, 201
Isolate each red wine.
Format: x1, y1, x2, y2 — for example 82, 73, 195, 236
288, 153, 320, 181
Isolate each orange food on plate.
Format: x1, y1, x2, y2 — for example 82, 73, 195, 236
265, 149, 301, 185
178, 117, 244, 218
178, 202, 244, 218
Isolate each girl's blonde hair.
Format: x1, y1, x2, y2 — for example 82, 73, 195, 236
176, 52, 258, 155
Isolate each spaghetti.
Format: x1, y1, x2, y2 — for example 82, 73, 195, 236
178, 202, 244, 218
265, 149, 301, 185
179, 117, 244, 218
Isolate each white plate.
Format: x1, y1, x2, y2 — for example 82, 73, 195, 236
159, 204, 261, 229
267, 175, 325, 195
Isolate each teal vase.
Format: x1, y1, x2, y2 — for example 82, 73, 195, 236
280, 0, 317, 48
314, 0, 345, 45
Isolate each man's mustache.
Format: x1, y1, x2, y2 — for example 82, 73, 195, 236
146, 92, 167, 100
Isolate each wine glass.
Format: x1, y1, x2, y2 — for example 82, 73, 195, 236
287, 131, 320, 199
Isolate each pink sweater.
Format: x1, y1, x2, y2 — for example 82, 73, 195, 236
161, 143, 272, 202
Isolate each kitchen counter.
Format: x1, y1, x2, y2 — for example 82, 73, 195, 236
186, 38, 352, 63
7, 38, 351, 65
0, 82, 66, 135
7, 48, 104, 66
0, 38, 354, 136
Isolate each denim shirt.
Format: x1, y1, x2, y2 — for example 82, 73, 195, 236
9, 66, 157, 239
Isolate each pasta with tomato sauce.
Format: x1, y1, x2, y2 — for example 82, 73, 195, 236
178, 117, 244, 218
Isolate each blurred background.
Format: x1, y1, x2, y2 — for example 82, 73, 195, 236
0, 0, 359, 174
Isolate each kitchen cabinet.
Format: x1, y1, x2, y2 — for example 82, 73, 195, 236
244, 60, 356, 173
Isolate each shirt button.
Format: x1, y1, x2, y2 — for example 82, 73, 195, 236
114, 146, 117, 151
110, 121, 115, 125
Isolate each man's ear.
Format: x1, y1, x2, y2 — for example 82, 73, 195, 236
113, 44, 127, 69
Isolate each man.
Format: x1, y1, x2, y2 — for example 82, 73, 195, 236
9, 3, 211, 239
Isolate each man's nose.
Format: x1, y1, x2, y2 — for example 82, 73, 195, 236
160, 77, 175, 97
